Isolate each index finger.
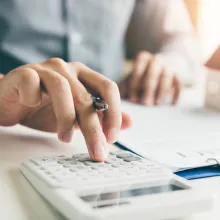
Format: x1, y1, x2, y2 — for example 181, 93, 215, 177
140, 56, 163, 105
72, 63, 121, 144
129, 51, 151, 102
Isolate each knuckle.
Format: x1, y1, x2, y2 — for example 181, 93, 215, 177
74, 92, 91, 107
69, 62, 86, 76
52, 75, 69, 88
48, 58, 66, 67
72, 62, 86, 71
19, 68, 39, 84
17, 63, 42, 71
28, 63, 42, 70
103, 80, 119, 93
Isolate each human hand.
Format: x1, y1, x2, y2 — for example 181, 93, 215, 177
0, 59, 132, 161
120, 51, 181, 105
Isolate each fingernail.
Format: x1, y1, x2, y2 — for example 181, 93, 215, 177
59, 130, 73, 143
92, 145, 107, 161
107, 128, 118, 143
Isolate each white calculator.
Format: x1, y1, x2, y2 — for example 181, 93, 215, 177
20, 151, 213, 220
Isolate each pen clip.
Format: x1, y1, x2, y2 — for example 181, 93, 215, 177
206, 157, 220, 168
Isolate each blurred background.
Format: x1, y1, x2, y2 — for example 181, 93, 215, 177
124, 0, 220, 80
185, 0, 220, 62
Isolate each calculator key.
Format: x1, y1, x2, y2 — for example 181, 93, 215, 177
75, 164, 86, 169
69, 166, 90, 171
90, 163, 109, 169
55, 173, 75, 180
57, 159, 68, 164
115, 152, 134, 158
105, 157, 118, 162
45, 170, 52, 175
139, 161, 158, 166
70, 167, 80, 172
71, 155, 80, 159
63, 164, 77, 168
109, 154, 117, 158
138, 165, 157, 171
99, 167, 119, 172
64, 158, 73, 161
32, 158, 57, 165
131, 161, 142, 165
100, 170, 120, 176
118, 161, 133, 167
68, 165, 84, 170
111, 163, 121, 168
91, 166, 110, 171
123, 156, 142, 162
77, 154, 90, 160
68, 160, 80, 164
77, 171, 99, 177
46, 166, 64, 172
83, 161, 95, 166
77, 166, 92, 171
79, 157, 91, 162
119, 167, 136, 172
55, 169, 70, 175
109, 159, 126, 165
105, 158, 123, 164
62, 174, 77, 179
109, 151, 119, 155
54, 155, 68, 160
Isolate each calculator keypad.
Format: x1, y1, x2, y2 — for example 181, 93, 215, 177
25, 151, 170, 189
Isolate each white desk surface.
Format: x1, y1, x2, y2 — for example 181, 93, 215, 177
1, 72, 220, 220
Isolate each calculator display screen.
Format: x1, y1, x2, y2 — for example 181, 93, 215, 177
80, 184, 186, 207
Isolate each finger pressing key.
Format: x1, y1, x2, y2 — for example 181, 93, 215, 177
71, 78, 108, 161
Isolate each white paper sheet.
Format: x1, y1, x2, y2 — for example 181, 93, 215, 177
118, 101, 220, 171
